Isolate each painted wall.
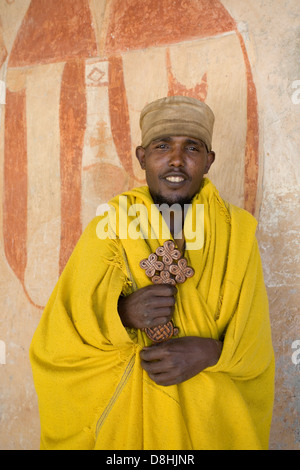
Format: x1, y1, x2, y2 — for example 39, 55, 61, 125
0, 0, 299, 450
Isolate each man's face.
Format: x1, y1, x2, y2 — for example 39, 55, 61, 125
136, 136, 215, 206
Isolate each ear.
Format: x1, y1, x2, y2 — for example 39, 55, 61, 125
136, 146, 146, 170
204, 151, 215, 174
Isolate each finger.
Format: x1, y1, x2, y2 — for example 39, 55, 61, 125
148, 371, 179, 387
142, 361, 180, 386
146, 316, 173, 328
141, 358, 166, 374
141, 306, 174, 326
140, 343, 169, 362
147, 295, 176, 308
150, 305, 175, 319
148, 284, 177, 297
144, 319, 171, 329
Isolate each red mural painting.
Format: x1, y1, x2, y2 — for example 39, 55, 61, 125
4, 89, 27, 285
237, 33, 259, 213
8, 0, 98, 67
59, 60, 87, 273
166, 49, 208, 102
3, 0, 259, 309
5, 0, 98, 306
0, 22, 7, 68
105, 0, 236, 51
108, 56, 135, 185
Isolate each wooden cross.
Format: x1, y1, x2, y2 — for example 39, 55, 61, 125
140, 240, 194, 343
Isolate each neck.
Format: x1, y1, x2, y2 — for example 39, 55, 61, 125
150, 192, 194, 252
162, 207, 186, 252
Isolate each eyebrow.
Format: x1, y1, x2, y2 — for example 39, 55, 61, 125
152, 137, 205, 147
185, 138, 203, 146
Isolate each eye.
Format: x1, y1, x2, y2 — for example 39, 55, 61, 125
186, 146, 199, 152
155, 143, 169, 150
185, 139, 205, 153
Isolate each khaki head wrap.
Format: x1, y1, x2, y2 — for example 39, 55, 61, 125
140, 96, 215, 151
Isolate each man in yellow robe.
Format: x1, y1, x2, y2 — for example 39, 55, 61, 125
30, 96, 275, 450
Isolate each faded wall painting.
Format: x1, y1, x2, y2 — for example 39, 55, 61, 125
2, 0, 259, 310
0, 0, 299, 450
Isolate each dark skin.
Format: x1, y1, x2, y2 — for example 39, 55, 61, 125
118, 135, 222, 386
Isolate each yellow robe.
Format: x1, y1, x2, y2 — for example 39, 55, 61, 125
29, 179, 275, 450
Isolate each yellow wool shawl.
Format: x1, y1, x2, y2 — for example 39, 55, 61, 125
30, 179, 275, 450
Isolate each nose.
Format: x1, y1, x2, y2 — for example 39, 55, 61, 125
168, 144, 185, 167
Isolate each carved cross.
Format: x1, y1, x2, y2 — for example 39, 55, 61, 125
139, 240, 194, 342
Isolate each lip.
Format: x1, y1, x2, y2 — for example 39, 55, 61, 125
161, 172, 189, 185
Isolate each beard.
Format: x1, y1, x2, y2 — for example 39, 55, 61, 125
150, 191, 193, 208
149, 192, 192, 239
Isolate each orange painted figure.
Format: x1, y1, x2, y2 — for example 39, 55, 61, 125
4, 0, 259, 309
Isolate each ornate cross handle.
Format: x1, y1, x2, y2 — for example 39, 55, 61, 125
140, 240, 194, 343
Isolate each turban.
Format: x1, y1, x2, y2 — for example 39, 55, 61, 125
140, 96, 215, 151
